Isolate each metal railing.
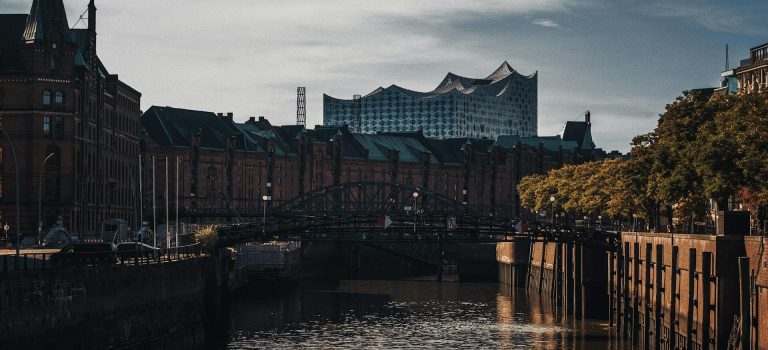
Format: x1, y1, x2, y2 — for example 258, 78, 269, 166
0, 243, 202, 275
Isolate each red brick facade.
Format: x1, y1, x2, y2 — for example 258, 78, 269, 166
0, 1, 141, 237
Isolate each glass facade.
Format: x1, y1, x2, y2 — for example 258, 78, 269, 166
323, 63, 538, 139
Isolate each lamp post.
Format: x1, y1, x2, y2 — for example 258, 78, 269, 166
0, 129, 20, 256
38, 152, 55, 246
262, 195, 271, 237
598, 215, 602, 231
549, 196, 555, 225
412, 192, 419, 233
632, 213, 638, 232
584, 215, 589, 231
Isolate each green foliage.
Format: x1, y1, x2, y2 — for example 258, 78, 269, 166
193, 225, 219, 252
517, 90, 768, 227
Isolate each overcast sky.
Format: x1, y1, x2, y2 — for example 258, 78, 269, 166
3, 0, 767, 152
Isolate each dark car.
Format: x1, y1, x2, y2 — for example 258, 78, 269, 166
49, 243, 116, 266
115, 242, 159, 260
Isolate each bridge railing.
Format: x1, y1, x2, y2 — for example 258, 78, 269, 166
0, 243, 203, 275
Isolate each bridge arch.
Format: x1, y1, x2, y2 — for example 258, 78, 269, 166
274, 181, 471, 215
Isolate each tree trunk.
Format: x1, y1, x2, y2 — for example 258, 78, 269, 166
666, 205, 674, 233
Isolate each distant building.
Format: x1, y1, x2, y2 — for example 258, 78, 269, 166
735, 42, 768, 94
716, 42, 768, 95
323, 62, 537, 140
140, 107, 603, 222
0, 0, 141, 236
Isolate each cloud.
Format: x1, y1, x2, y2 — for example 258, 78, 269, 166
532, 19, 560, 28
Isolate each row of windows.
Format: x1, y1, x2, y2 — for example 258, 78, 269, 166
43, 116, 64, 137
42, 90, 64, 109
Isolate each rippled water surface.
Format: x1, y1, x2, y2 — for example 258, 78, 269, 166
226, 280, 624, 349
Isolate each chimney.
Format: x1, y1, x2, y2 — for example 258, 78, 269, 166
585, 110, 591, 125
217, 113, 223, 117
226, 112, 233, 120
259, 116, 265, 122
248, 116, 256, 124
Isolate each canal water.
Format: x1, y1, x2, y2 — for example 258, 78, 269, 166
223, 279, 626, 349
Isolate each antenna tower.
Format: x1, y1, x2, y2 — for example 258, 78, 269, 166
352, 94, 362, 132
296, 87, 306, 126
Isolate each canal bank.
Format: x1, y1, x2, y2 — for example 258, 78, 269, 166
497, 232, 768, 350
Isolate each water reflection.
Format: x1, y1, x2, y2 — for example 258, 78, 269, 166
226, 280, 626, 349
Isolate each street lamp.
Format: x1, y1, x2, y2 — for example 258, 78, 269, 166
584, 215, 589, 231
38, 152, 55, 246
262, 195, 271, 237
632, 213, 638, 232
412, 192, 419, 233
549, 196, 555, 225
598, 215, 602, 231
0, 129, 20, 256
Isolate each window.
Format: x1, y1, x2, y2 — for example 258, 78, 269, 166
55, 92, 63, 108
43, 116, 51, 136
43, 90, 51, 107
54, 116, 63, 136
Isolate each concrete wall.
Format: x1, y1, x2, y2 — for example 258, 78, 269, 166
0, 257, 225, 349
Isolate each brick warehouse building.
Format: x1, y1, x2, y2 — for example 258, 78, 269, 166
0, 0, 141, 238
140, 107, 606, 229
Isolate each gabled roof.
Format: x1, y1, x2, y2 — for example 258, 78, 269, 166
496, 135, 580, 152
141, 106, 261, 152
561, 121, 594, 150
23, 0, 70, 43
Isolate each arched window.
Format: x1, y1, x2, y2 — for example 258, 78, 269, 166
55, 91, 63, 107
43, 90, 51, 106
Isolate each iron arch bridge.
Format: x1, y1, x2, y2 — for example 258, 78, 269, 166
212, 181, 620, 248
274, 181, 471, 215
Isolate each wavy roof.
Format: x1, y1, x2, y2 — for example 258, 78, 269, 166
326, 62, 536, 101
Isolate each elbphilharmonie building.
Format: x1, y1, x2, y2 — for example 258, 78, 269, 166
323, 62, 537, 139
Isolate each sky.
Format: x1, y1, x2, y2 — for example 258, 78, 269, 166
3, 0, 767, 152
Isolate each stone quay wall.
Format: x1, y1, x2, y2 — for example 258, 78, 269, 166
0, 256, 228, 349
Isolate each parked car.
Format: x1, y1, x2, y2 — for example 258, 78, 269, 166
115, 242, 160, 260
49, 243, 116, 266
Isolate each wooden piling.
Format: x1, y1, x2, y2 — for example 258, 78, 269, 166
632, 242, 640, 346
669, 246, 679, 350
738, 257, 751, 350
616, 244, 624, 337
608, 249, 615, 327
538, 240, 547, 293
623, 241, 631, 338
574, 243, 583, 319
701, 251, 712, 350
686, 248, 697, 350
644, 243, 652, 350
553, 242, 562, 304
654, 244, 664, 349
563, 242, 574, 315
